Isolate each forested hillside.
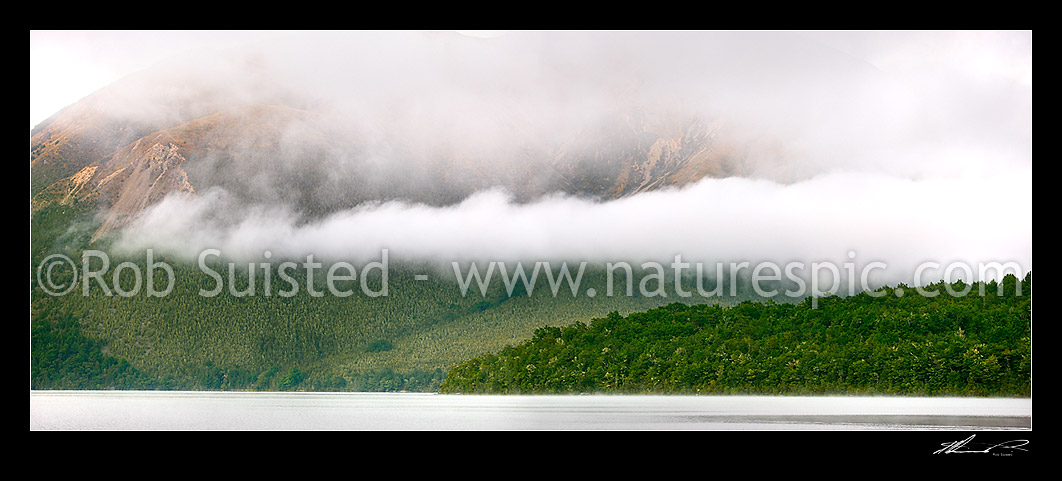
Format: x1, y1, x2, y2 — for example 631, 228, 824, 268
441, 273, 1032, 396
32, 175, 794, 393
30, 195, 709, 392
29, 191, 1033, 395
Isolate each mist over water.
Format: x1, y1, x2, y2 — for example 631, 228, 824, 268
97, 30, 1031, 286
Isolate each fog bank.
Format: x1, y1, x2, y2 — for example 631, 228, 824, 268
86, 30, 1031, 284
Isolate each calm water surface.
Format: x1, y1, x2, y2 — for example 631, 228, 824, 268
29, 391, 1032, 431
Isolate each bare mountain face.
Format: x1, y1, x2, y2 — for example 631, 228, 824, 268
31, 32, 834, 244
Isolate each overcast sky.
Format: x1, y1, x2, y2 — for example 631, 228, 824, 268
30, 30, 1031, 129
30, 30, 275, 128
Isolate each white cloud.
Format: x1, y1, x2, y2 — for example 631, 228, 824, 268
114, 165, 1032, 286
47, 30, 1029, 285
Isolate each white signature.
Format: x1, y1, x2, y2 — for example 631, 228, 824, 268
933, 434, 1029, 455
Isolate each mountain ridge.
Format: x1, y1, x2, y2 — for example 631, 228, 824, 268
31, 31, 857, 252
33, 94, 804, 246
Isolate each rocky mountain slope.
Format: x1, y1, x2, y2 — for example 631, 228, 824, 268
30, 32, 812, 246
33, 102, 801, 243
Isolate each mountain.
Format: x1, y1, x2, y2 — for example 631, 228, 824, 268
30, 31, 914, 393
31, 95, 796, 245
31, 32, 822, 248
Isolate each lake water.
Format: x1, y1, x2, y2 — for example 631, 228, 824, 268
29, 391, 1032, 431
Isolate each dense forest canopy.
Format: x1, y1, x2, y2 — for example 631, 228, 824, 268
441, 273, 1031, 396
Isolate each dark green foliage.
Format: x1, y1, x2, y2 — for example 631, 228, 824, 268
440, 274, 1032, 396
30, 311, 151, 390
278, 367, 307, 391
365, 339, 394, 353
345, 368, 447, 392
